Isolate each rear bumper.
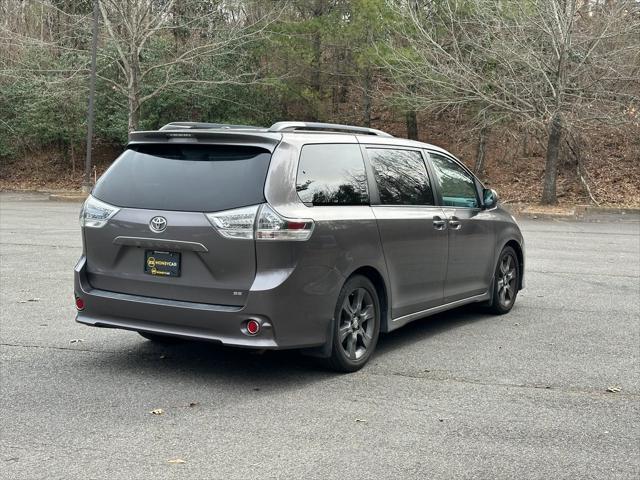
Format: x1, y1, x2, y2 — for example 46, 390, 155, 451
74, 256, 338, 350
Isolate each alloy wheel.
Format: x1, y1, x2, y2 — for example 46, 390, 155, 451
338, 287, 375, 361
497, 253, 517, 308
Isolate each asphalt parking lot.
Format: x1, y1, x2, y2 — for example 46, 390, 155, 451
1, 192, 639, 480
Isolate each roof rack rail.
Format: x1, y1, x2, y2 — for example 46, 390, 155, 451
159, 121, 262, 131
268, 121, 393, 137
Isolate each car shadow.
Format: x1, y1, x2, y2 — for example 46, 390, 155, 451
84, 334, 335, 392
84, 305, 493, 388
375, 305, 494, 357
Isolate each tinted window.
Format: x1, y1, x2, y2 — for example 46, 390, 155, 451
368, 148, 434, 206
430, 153, 479, 208
92, 144, 270, 212
296, 144, 368, 205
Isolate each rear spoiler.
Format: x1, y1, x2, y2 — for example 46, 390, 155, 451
127, 129, 282, 152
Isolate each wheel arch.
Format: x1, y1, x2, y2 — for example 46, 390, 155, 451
347, 265, 391, 333
503, 239, 524, 290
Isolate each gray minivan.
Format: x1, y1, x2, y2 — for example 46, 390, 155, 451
75, 121, 524, 372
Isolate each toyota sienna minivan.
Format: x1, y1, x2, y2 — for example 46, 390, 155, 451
75, 121, 524, 372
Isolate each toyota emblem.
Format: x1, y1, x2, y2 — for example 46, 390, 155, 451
149, 216, 167, 233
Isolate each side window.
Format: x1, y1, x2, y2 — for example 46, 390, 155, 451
429, 153, 479, 208
296, 144, 369, 205
367, 148, 434, 206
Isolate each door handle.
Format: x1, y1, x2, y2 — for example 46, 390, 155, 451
448, 216, 462, 230
433, 216, 447, 230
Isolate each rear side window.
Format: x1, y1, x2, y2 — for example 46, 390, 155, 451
296, 144, 368, 205
92, 144, 271, 212
429, 152, 479, 208
367, 148, 434, 206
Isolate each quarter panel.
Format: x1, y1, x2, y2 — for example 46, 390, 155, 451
262, 138, 391, 341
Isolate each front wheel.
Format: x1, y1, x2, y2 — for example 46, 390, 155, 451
325, 275, 380, 373
488, 246, 520, 314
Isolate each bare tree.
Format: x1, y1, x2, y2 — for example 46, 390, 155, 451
384, 0, 640, 204
97, 0, 280, 131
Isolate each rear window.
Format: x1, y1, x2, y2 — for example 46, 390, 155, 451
296, 144, 369, 206
92, 144, 271, 212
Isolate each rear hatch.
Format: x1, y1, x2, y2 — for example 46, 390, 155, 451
84, 139, 276, 306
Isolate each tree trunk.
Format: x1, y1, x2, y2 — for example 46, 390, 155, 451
128, 52, 141, 132
541, 113, 563, 204
362, 66, 372, 128
71, 142, 75, 174
128, 97, 140, 132
474, 125, 489, 174
311, 30, 322, 94
406, 110, 418, 140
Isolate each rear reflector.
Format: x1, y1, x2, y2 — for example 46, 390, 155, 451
75, 297, 85, 310
246, 319, 260, 335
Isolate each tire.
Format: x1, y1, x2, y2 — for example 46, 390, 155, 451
138, 331, 184, 344
325, 275, 381, 373
488, 246, 520, 315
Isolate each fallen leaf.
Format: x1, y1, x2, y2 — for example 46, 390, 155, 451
69, 339, 84, 344
606, 386, 621, 393
167, 459, 185, 464
150, 408, 164, 415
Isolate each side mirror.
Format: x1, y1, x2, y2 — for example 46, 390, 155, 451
483, 188, 499, 209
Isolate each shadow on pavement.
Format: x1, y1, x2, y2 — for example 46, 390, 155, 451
375, 305, 494, 357
81, 304, 493, 388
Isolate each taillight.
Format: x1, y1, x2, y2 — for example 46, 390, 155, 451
256, 204, 314, 241
205, 204, 313, 241
205, 205, 260, 239
80, 195, 120, 228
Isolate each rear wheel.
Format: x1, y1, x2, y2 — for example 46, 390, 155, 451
137, 331, 184, 344
488, 246, 520, 314
326, 275, 380, 373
